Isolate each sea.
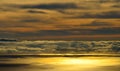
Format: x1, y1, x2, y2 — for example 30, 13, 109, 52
0, 40, 120, 71
0, 56, 120, 71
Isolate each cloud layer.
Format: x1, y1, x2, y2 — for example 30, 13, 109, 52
0, 0, 119, 40
0, 41, 120, 54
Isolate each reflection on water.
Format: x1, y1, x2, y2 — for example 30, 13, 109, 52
0, 57, 120, 71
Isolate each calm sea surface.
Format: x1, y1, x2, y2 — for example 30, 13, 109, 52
0, 57, 120, 71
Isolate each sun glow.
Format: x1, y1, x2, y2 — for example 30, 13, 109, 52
32, 57, 120, 67
58, 58, 99, 65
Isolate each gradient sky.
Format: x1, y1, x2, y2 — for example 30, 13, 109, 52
0, 0, 120, 40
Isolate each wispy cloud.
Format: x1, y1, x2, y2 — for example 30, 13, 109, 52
67, 11, 120, 19
0, 0, 119, 40
80, 20, 113, 26
19, 3, 79, 10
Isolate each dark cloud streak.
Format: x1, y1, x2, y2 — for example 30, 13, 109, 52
20, 3, 79, 10
27, 10, 47, 14
81, 21, 113, 26
67, 11, 120, 19
16, 27, 120, 37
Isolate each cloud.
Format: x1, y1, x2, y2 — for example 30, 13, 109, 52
0, 1, 120, 40
98, 11, 120, 18
0, 41, 120, 54
68, 11, 120, 18
20, 18, 41, 22
112, 5, 120, 8
19, 17, 56, 24
11, 2, 105, 11
90, 27, 120, 35
15, 27, 120, 38
27, 10, 47, 14
19, 3, 79, 10
17, 30, 71, 37
81, 21, 113, 26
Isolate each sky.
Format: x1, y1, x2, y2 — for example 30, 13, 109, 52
0, 0, 120, 40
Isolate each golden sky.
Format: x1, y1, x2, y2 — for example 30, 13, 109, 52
0, 0, 120, 40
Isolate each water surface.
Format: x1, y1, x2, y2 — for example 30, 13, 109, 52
0, 57, 120, 71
